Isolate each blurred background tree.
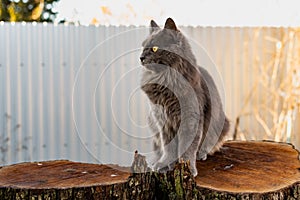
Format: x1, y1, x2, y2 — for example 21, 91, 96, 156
0, 0, 59, 22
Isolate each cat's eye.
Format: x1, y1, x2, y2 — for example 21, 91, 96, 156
152, 46, 158, 52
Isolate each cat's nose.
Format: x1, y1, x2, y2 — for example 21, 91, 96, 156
140, 56, 145, 63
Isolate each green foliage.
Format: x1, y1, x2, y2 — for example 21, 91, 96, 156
0, 0, 59, 22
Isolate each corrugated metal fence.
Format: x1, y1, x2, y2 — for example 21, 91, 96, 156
0, 23, 299, 166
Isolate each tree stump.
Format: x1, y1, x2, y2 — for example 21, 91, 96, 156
0, 160, 155, 199
196, 141, 300, 199
0, 141, 299, 199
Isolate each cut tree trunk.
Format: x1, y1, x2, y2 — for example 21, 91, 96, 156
196, 141, 300, 199
0, 141, 299, 199
0, 160, 155, 199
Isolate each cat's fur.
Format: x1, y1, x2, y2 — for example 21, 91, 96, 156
140, 18, 230, 176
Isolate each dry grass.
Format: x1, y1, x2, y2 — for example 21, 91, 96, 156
234, 28, 300, 146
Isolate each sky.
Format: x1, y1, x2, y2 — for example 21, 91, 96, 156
55, 0, 300, 26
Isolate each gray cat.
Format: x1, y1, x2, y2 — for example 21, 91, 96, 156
140, 18, 230, 176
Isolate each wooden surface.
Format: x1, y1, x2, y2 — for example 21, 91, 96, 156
195, 141, 300, 198
0, 161, 141, 199
0, 160, 131, 189
0, 141, 300, 199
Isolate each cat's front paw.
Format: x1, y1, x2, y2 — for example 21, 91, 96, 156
181, 157, 198, 177
153, 163, 169, 173
153, 158, 176, 173
153, 159, 178, 174
153, 161, 169, 173
148, 155, 161, 170
189, 165, 198, 177
197, 152, 207, 161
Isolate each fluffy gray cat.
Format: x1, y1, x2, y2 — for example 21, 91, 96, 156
140, 18, 230, 176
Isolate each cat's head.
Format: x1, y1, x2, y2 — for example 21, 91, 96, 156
140, 18, 196, 73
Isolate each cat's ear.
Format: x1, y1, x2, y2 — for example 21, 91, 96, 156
150, 20, 160, 34
164, 18, 178, 31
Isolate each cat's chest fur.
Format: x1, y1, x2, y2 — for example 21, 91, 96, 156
141, 80, 182, 149
141, 83, 180, 118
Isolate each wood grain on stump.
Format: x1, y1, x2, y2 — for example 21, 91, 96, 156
0, 160, 155, 199
0, 160, 131, 189
0, 141, 299, 199
195, 141, 300, 199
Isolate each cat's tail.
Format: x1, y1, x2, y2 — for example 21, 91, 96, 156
208, 117, 230, 155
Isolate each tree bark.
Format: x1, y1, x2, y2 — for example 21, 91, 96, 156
0, 141, 299, 199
